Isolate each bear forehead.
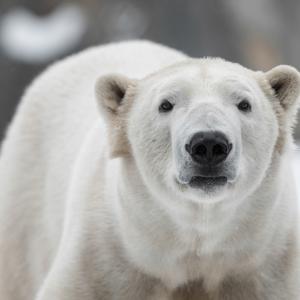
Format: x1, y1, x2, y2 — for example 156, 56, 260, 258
142, 58, 260, 95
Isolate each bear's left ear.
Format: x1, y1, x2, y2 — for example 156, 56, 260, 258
265, 65, 300, 112
95, 74, 137, 158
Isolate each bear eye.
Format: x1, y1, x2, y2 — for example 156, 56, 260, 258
237, 99, 251, 112
159, 100, 174, 113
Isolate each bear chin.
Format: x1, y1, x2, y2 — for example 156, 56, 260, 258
189, 175, 228, 189
173, 175, 232, 201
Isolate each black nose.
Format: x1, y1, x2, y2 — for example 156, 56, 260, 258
185, 131, 232, 165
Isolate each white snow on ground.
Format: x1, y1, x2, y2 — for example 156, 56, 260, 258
0, 4, 87, 64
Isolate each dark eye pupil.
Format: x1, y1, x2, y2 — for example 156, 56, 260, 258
159, 100, 173, 112
237, 100, 251, 112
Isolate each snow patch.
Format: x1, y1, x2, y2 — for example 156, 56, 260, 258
0, 4, 87, 64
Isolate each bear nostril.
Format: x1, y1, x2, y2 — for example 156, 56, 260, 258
213, 144, 227, 156
193, 144, 207, 156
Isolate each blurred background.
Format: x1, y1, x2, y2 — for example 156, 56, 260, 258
0, 0, 300, 140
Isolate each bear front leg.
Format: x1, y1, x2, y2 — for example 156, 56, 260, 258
35, 251, 97, 300
35, 244, 172, 300
36, 267, 171, 300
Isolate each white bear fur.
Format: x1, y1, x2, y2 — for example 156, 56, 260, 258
0, 40, 299, 300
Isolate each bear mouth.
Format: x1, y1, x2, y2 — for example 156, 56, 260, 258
189, 175, 228, 189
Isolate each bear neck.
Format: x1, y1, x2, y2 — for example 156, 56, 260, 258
112, 152, 296, 290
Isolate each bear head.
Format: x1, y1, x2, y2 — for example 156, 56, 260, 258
95, 59, 300, 204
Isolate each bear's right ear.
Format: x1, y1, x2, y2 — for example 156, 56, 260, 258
95, 74, 135, 115
95, 74, 137, 158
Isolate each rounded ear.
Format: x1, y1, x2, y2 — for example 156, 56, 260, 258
94, 74, 136, 158
95, 74, 134, 114
265, 65, 300, 112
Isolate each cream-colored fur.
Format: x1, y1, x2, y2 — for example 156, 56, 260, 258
0, 40, 299, 300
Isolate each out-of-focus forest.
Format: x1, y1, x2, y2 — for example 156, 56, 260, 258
0, 0, 300, 139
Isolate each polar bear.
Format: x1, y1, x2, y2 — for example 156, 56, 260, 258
0, 40, 299, 300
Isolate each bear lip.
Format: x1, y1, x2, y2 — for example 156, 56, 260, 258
188, 175, 228, 189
